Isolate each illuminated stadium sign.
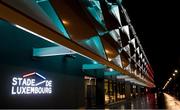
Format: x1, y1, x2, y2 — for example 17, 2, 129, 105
11, 72, 52, 95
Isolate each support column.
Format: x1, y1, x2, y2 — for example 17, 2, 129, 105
125, 81, 131, 99
137, 85, 141, 96
96, 78, 104, 108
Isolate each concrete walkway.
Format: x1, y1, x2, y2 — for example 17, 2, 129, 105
164, 93, 180, 110
107, 93, 180, 109
107, 93, 158, 109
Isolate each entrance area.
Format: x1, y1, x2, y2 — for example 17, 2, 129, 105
84, 76, 96, 108
104, 79, 126, 105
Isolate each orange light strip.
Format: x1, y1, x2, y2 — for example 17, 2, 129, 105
23, 72, 35, 78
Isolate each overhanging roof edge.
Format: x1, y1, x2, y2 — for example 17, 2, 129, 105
0, 2, 154, 88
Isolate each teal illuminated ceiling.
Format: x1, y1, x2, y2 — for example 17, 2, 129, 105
83, 64, 106, 70
82, 0, 106, 29
104, 71, 119, 76
107, 0, 123, 4
36, 0, 70, 39
0, 19, 56, 48
79, 36, 107, 59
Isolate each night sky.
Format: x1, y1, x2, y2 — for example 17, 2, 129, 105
122, 0, 180, 88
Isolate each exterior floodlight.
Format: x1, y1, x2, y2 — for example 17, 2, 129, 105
175, 69, 178, 73
109, 68, 113, 72
173, 73, 175, 76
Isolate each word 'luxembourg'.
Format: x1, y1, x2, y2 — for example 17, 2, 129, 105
11, 73, 52, 95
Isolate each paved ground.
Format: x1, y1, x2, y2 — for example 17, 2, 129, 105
108, 92, 180, 109
164, 93, 180, 110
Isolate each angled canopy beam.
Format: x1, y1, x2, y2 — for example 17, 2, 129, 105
116, 75, 129, 79
33, 46, 76, 57
83, 64, 106, 70
104, 71, 119, 76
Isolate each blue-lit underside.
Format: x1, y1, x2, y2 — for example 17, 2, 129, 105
37, 0, 70, 39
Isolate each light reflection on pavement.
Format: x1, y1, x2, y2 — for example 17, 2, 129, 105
164, 93, 180, 110
109, 93, 159, 109
108, 93, 180, 109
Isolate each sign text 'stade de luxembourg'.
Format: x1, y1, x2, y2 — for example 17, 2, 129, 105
11, 72, 52, 95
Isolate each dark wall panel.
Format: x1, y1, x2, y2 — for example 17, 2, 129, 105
0, 20, 93, 108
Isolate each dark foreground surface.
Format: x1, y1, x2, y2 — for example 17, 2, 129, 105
108, 92, 180, 109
